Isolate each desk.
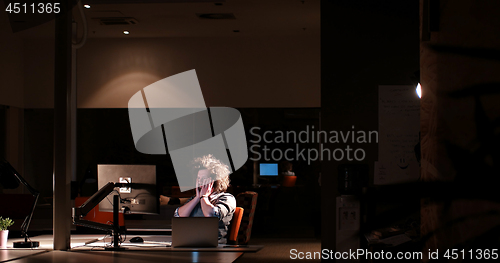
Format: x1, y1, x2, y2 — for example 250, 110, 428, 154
0, 249, 241, 263
2, 235, 262, 263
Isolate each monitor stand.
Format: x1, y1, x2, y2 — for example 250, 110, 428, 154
105, 195, 126, 251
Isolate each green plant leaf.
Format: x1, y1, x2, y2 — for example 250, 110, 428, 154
0, 217, 14, 230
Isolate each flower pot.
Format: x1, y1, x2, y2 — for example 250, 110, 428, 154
0, 230, 8, 248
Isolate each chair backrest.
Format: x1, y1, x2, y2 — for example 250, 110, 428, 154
74, 196, 125, 226
227, 207, 244, 244
282, 175, 297, 187
235, 191, 258, 245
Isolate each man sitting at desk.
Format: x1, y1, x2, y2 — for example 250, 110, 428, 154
174, 155, 236, 243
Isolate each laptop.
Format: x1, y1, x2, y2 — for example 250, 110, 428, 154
172, 217, 219, 247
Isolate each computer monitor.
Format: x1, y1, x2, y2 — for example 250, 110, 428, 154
259, 163, 278, 176
97, 164, 158, 215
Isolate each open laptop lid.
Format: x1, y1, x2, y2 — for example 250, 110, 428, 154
172, 217, 219, 247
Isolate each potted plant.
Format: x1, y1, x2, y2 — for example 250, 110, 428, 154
0, 217, 14, 248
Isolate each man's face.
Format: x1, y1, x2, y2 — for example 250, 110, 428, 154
197, 169, 211, 187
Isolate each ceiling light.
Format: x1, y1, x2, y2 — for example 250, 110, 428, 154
83, 4, 90, 9
416, 83, 421, 98
123, 30, 130, 35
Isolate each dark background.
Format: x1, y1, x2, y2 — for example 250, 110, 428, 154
321, 0, 419, 251
3, 0, 499, 260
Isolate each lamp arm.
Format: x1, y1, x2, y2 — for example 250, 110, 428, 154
75, 182, 154, 217
72, 182, 129, 233
20, 193, 39, 240
72, 217, 115, 232
11, 168, 39, 197
76, 182, 116, 217
72, 182, 118, 233
2, 160, 39, 240
72, 182, 155, 231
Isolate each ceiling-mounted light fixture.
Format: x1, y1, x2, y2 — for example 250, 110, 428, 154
84, 4, 90, 9
123, 30, 130, 35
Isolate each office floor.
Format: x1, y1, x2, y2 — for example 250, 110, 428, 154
236, 238, 321, 263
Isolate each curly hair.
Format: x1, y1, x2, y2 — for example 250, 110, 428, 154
192, 154, 231, 193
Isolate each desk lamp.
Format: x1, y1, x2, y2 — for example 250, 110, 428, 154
0, 158, 40, 248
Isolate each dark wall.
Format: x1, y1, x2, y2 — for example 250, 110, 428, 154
419, 0, 500, 254
24, 109, 53, 199
0, 106, 5, 158
321, 0, 419, 251
76, 109, 176, 196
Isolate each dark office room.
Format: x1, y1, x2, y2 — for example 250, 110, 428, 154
0, 0, 499, 262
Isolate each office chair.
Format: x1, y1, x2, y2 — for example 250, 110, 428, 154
282, 175, 297, 187
227, 207, 244, 245
236, 191, 258, 245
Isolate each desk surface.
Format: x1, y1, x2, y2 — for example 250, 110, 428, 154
0, 249, 242, 263
76, 235, 262, 252
1, 234, 262, 263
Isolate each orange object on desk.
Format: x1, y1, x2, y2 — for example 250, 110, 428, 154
282, 175, 297, 187
74, 196, 125, 226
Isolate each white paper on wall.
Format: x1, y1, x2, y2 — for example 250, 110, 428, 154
376, 85, 420, 185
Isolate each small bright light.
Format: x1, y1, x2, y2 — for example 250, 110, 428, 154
123, 30, 130, 35
416, 83, 422, 98
83, 4, 91, 9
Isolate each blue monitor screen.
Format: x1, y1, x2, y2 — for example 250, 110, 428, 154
260, 163, 278, 176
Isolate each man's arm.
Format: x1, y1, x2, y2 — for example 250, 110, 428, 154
213, 193, 236, 220
176, 196, 200, 217
198, 179, 216, 217
200, 196, 216, 217
176, 176, 206, 217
